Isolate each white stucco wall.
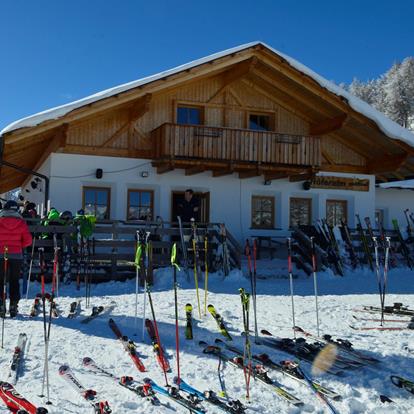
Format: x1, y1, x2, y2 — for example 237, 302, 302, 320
20, 153, 377, 243
376, 187, 414, 229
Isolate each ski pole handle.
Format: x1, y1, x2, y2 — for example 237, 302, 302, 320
287, 238, 292, 274
310, 237, 316, 272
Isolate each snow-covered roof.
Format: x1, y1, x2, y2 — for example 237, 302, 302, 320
2, 41, 414, 149
378, 180, 414, 190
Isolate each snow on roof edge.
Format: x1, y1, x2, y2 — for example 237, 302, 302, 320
378, 180, 414, 190
2, 41, 414, 150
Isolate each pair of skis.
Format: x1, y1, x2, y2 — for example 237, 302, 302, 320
207, 304, 232, 340
293, 326, 380, 364
214, 338, 341, 401
351, 303, 414, 330
8, 333, 28, 385
82, 357, 159, 404
80, 302, 116, 324
59, 365, 111, 413
200, 340, 304, 406
108, 318, 146, 372
0, 382, 48, 414
176, 377, 246, 414
29, 294, 58, 319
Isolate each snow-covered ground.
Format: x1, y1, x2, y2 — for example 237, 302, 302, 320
2, 263, 414, 414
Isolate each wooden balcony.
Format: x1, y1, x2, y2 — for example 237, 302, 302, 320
151, 123, 321, 175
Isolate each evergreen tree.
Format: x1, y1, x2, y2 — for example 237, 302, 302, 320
346, 57, 414, 131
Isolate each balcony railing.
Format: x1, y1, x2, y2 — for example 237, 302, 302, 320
152, 123, 321, 167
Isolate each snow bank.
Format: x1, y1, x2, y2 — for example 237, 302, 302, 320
2, 264, 413, 413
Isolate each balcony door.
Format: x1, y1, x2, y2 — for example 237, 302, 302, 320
171, 191, 210, 224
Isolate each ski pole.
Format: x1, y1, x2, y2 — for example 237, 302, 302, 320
239, 288, 252, 401
142, 232, 150, 341
204, 236, 208, 317
372, 237, 384, 325
2, 246, 8, 349
25, 236, 36, 299
382, 237, 391, 325
39, 248, 51, 405
171, 243, 181, 386
146, 241, 169, 387
252, 239, 258, 343
191, 219, 202, 318
287, 238, 297, 338
310, 237, 320, 337
134, 232, 142, 336
52, 234, 59, 298
297, 362, 339, 414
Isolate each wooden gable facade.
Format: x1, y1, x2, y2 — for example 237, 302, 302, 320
2, 42, 414, 193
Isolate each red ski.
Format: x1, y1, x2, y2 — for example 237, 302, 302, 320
0, 382, 48, 414
145, 319, 170, 373
353, 315, 414, 323
108, 319, 146, 372
350, 323, 414, 331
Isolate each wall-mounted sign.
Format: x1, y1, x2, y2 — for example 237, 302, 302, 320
310, 176, 369, 192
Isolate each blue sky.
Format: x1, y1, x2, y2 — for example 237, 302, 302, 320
1, 0, 413, 129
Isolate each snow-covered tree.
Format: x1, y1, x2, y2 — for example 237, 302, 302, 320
346, 57, 414, 131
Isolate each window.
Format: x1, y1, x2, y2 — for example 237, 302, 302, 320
290, 198, 312, 227
127, 190, 154, 221
249, 113, 271, 131
251, 196, 275, 229
83, 187, 111, 220
177, 106, 203, 125
326, 200, 347, 226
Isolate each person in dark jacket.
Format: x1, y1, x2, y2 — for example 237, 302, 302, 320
0, 200, 33, 316
21, 201, 38, 219
177, 189, 200, 223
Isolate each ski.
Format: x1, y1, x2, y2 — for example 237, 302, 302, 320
108, 318, 146, 372
214, 338, 341, 401
353, 315, 414, 323
339, 219, 359, 268
29, 294, 42, 318
67, 300, 81, 319
200, 342, 304, 406
175, 377, 246, 414
8, 333, 28, 385
0, 382, 48, 414
392, 219, 414, 269
350, 323, 414, 331
293, 325, 380, 364
354, 304, 414, 317
58, 365, 112, 413
207, 305, 232, 340
390, 375, 414, 395
355, 214, 374, 270
80, 302, 116, 324
185, 303, 193, 340
144, 378, 205, 414
258, 330, 349, 373
82, 357, 158, 404
219, 224, 231, 276
145, 318, 170, 372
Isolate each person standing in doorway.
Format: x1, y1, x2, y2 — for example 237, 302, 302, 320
0, 200, 33, 316
178, 189, 200, 223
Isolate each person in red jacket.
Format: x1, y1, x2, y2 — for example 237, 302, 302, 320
0, 200, 32, 317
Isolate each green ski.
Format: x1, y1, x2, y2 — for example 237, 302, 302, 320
207, 304, 232, 340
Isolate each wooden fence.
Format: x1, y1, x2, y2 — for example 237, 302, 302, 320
24, 220, 242, 283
